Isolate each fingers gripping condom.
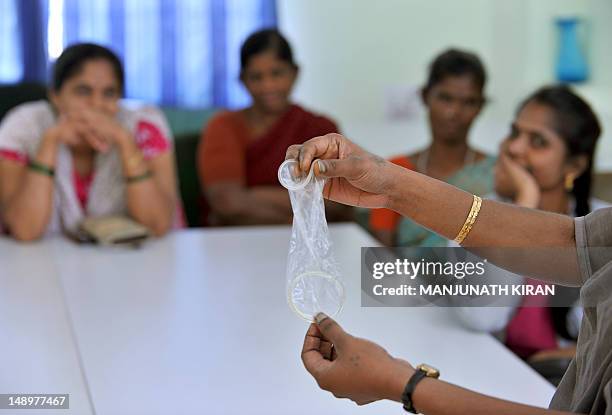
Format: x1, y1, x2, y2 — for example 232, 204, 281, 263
278, 159, 345, 321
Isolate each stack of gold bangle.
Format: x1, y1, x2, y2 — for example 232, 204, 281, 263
454, 195, 482, 245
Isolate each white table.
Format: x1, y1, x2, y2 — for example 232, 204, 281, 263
1, 225, 555, 414
0, 240, 93, 414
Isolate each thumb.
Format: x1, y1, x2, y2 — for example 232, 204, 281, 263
315, 158, 362, 180
314, 312, 348, 349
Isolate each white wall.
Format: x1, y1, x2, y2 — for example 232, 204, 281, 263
278, 0, 609, 123
277, 0, 612, 171
279, 0, 493, 123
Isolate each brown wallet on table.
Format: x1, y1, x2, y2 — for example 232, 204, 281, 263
77, 216, 150, 246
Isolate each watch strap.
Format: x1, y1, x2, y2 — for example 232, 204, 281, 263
401, 369, 427, 413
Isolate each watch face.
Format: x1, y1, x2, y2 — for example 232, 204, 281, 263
417, 363, 440, 379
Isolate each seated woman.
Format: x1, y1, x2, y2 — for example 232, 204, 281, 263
0, 43, 180, 241
370, 49, 495, 246
453, 85, 607, 361
197, 28, 347, 226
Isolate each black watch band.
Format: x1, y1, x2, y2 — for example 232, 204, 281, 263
401, 369, 427, 413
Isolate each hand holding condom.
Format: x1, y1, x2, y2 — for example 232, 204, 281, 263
278, 159, 345, 321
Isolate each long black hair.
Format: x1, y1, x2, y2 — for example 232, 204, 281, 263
518, 85, 601, 217
52, 43, 124, 93
519, 85, 601, 341
423, 48, 487, 96
240, 28, 297, 73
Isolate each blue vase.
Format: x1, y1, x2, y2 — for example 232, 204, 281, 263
556, 17, 589, 83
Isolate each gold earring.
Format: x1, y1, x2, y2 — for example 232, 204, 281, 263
565, 174, 575, 192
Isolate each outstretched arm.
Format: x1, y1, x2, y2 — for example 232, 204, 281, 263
287, 133, 580, 286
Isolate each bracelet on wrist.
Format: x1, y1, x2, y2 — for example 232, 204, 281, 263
125, 170, 153, 184
28, 159, 55, 177
454, 195, 482, 245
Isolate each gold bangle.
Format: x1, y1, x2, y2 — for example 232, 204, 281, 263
454, 195, 482, 245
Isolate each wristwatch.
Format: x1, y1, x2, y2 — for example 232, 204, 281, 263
402, 363, 440, 413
